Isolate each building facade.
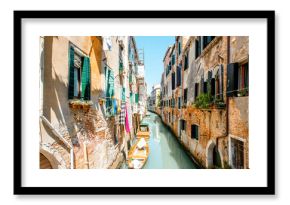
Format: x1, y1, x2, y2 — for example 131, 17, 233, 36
159, 36, 249, 169
39, 36, 146, 169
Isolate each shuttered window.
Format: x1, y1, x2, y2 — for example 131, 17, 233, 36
184, 54, 188, 70
176, 66, 182, 87
81, 57, 91, 100
178, 41, 181, 55
226, 63, 239, 97
172, 54, 175, 65
183, 88, 188, 104
194, 83, 199, 100
68, 45, 90, 100
130, 92, 133, 103
191, 124, 199, 140
203, 36, 215, 49
195, 38, 201, 59
172, 72, 176, 90
105, 66, 115, 115
135, 93, 139, 103
238, 62, 249, 96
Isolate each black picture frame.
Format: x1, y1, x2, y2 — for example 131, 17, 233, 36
14, 10, 275, 195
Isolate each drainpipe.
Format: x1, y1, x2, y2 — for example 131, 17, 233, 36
40, 115, 74, 169
226, 36, 231, 167
226, 36, 230, 136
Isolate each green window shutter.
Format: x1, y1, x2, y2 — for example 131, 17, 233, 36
226, 63, 239, 97
130, 92, 133, 103
135, 93, 139, 103
105, 67, 115, 116
81, 57, 91, 100
68, 46, 75, 99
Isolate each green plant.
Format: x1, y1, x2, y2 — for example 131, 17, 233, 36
214, 97, 226, 108
238, 87, 248, 97
194, 93, 213, 109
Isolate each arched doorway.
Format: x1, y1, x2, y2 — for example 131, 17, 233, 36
206, 140, 222, 168
40, 143, 67, 169
40, 153, 52, 169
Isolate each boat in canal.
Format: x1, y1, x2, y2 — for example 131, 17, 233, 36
128, 138, 149, 169
136, 122, 150, 141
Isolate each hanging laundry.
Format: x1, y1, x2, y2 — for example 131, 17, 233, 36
117, 99, 121, 113
126, 102, 133, 131
113, 98, 118, 115
125, 103, 130, 133
119, 101, 126, 125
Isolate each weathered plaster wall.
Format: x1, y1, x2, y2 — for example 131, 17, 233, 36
41, 36, 121, 169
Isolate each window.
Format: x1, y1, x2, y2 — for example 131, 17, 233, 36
172, 72, 176, 90
176, 65, 182, 87
68, 45, 91, 100
231, 138, 244, 169
227, 62, 249, 97
184, 54, 189, 70
135, 93, 139, 103
172, 98, 175, 108
119, 45, 124, 72
178, 40, 181, 55
195, 37, 201, 59
171, 53, 176, 66
238, 62, 249, 96
194, 83, 199, 100
183, 88, 188, 105
105, 66, 115, 116
181, 120, 186, 131
191, 124, 199, 140
204, 81, 208, 93
211, 78, 215, 97
178, 97, 181, 109
202, 36, 215, 49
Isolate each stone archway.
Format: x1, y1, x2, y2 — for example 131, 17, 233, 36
206, 140, 222, 168
40, 143, 67, 169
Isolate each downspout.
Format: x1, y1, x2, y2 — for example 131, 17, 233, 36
40, 115, 74, 169
226, 36, 230, 136
226, 36, 231, 167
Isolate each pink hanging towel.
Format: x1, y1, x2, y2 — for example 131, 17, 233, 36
125, 104, 130, 133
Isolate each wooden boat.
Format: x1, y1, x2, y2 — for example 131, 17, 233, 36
136, 123, 150, 141
128, 138, 149, 169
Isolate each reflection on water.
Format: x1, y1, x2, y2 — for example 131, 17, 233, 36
140, 112, 198, 169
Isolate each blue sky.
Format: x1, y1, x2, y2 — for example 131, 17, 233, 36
135, 36, 175, 95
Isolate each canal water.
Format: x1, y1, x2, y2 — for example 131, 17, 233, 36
123, 111, 199, 169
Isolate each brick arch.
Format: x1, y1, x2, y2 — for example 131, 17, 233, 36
40, 143, 67, 169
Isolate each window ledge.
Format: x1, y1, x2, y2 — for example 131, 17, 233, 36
69, 99, 93, 109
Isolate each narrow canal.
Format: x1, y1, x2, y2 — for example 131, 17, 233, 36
123, 111, 199, 169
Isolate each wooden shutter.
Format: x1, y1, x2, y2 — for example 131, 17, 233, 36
226, 63, 239, 97
219, 65, 224, 100
135, 93, 139, 103
68, 46, 75, 99
81, 57, 91, 100
177, 66, 181, 87
172, 72, 175, 90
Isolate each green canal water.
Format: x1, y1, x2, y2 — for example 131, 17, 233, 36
123, 111, 199, 169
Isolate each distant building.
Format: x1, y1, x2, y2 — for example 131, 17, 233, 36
148, 84, 161, 112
